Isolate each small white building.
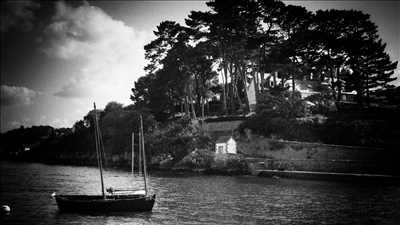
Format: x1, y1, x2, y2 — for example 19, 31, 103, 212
215, 136, 237, 154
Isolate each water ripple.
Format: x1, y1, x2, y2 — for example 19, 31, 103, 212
1, 161, 400, 225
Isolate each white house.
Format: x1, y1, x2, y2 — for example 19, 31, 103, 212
215, 136, 237, 154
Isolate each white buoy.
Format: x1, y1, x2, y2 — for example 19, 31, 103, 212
2, 205, 10, 214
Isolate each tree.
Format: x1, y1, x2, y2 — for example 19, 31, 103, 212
103, 102, 123, 114
132, 20, 218, 120
343, 38, 397, 105
186, 0, 314, 112
186, 0, 262, 114
306, 9, 398, 105
274, 5, 313, 93
130, 74, 155, 106
132, 0, 398, 118
131, 21, 188, 120
256, 91, 305, 119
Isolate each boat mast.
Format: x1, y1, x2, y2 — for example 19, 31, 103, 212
131, 132, 135, 176
140, 115, 148, 196
93, 102, 105, 199
138, 130, 142, 176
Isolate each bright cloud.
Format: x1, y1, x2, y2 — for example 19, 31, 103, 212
43, 1, 148, 106
0, 85, 40, 106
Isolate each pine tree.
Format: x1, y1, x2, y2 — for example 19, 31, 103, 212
306, 9, 398, 105
344, 38, 397, 105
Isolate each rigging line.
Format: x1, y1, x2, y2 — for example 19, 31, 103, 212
94, 114, 105, 168
93, 102, 105, 198
96, 108, 106, 198
97, 123, 107, 169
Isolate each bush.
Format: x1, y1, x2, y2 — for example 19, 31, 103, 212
318, 119, 394, 147
239, 113, 399, 147
256, 91, 306, 119
147, 118, 213, 164
211, 154, 249, 174
173, 149, 215, 169
239, 115, 321, 142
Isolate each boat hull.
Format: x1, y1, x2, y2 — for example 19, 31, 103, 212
55, 194, 155, 213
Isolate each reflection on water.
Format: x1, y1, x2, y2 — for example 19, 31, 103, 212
1, 161, 399, 225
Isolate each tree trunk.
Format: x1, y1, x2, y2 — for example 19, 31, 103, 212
195, 73, 201, 113
229, 62, 234, 113
336, 67, 342, 101
329, 67, 338, 102
185, 95, 190, 116
260, 71, 265, 92
354, 70, 364, 106
291, 74, 295, 94
235, 62, 249, 112
188, 92, 197, 119
233, 74, 243, 106
222, 59, 228, 114
365, 73, 370, 107
201, 96, 205, 119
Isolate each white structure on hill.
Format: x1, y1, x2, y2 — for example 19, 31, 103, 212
246, 78, 257, 112
215, 136, 237, 154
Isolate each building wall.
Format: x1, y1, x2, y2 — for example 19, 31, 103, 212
203, 120, 243, 132
216, 139, 237, 154
215, 143, 227, 154
226, 139, 237, 154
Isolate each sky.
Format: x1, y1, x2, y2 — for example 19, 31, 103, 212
1, 0, 399, 132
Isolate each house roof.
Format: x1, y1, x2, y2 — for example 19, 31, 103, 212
216, 135, 234, 143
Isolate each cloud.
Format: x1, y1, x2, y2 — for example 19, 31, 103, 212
1, 85, 40, 106
51, 118, 71, 128
54, 76, 93, 98
0, 0, 40, 32
42, 1, 148, 105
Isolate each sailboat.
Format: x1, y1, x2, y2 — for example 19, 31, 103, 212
54, 103, 156, 213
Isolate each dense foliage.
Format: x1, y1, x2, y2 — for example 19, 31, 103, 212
146, 117, 213, 165
0, 103, 213, 168
131, 0, 398, 120
256, 91, 306, 118
240, 103, 400, 147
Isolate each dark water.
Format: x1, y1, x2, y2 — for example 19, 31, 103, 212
1, 161, 399, 225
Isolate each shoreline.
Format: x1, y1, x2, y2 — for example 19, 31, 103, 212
257, 169, 400, 183
3, 159, 399, 183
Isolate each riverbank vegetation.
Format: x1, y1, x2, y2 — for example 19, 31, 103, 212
1, 0, 399, 171
239, 90, 400, 148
